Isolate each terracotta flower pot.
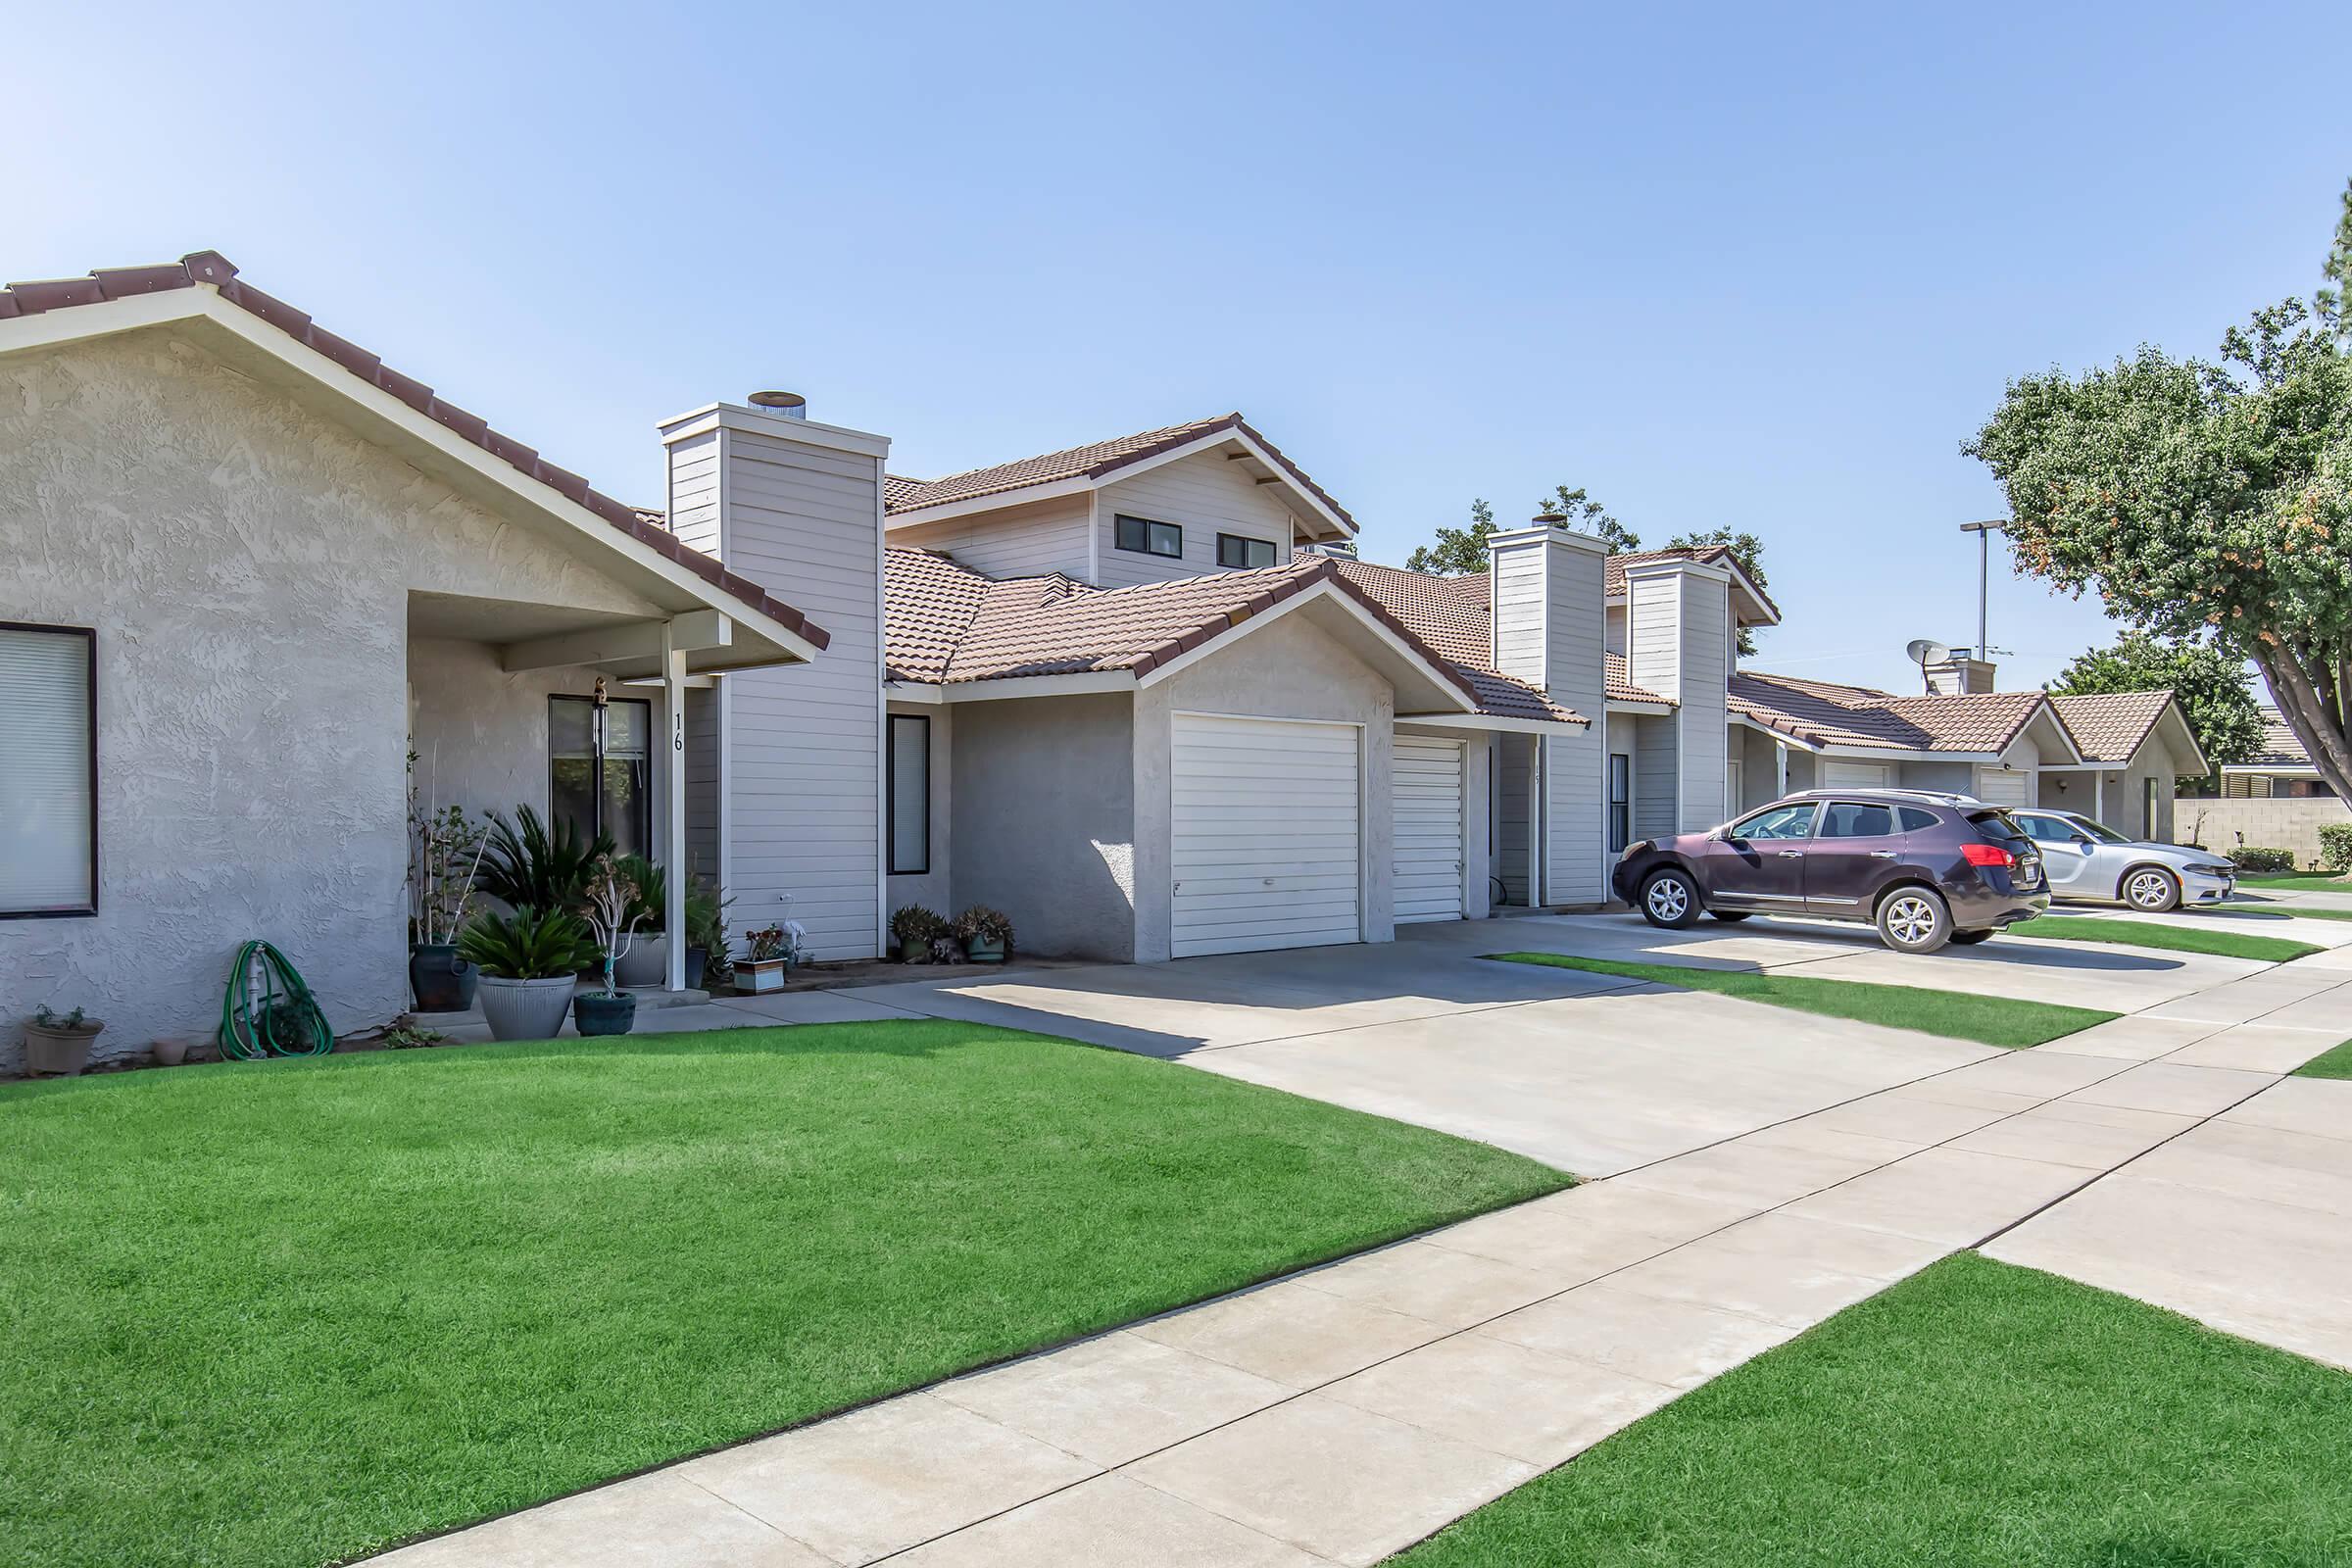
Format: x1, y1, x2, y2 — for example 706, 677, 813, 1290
150, 1036, 194, 1067
24, 1019, 103, 1077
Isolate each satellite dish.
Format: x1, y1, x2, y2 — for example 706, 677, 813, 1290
1905, 638, 1952, 667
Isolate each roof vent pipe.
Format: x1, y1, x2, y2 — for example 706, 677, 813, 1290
749, 390, 808, 420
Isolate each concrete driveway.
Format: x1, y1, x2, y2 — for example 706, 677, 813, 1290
859, 908, 2340, 1176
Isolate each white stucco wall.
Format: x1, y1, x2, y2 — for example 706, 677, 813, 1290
951, 694, 1135, 960
0, 330, 664, 1070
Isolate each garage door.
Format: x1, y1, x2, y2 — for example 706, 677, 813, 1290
1392, 736, 1466, 924
1821, 760, 1893, 790
1172, 713, 1360, 957
1974, 767, 2033, 808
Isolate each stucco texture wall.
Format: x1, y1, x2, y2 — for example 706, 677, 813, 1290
2181, 796, 2348, 864
1133, 608, 1396, 963
950, 694, 1134, 960
0, 330, 663, 1070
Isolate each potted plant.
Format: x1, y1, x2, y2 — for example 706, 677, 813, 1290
476, 806, 613, 915
953, 906, 1014, 963
686, 876, 730, 991
408, 799, 487, 1011
733, 920, 804, 994
574, 859, 645, 1036
890, 905, 947, 962
24, 1005, 103, 1077
610, 854, 669, 987
455, 906, 600, 1041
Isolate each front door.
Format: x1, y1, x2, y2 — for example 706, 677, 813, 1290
1804, 800, 1903, 915
1697, 801, 1819, 909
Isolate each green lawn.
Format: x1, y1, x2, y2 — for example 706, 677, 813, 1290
1486, 953, 2114, 1048
2238, 871, 2352, 893
1395, 1253, 2352, 1567
2007, 913, 2322, 963
0, 1023, 1565, 1568
2295, 1039, 2352, 1080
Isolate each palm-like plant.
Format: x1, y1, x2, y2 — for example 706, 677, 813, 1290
477, 807, 614, 913
455, 906, 602, 980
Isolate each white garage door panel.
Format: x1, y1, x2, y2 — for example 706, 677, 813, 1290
1974, 768, 2032, 808
1392, 736, 1466, 924
1821, 760, 1893, 790
1172, 714, 1361, 957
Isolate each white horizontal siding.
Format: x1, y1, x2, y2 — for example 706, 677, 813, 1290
665, 430, 721, 557
720, 427, 882, 960
1097, 451, 1296, 588
892, 497, 1091, 580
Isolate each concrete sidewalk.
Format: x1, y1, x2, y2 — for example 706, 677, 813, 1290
370, 952, 2351, 1566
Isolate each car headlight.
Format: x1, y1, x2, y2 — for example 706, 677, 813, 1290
1618, 840, 1651, 862
2186, 863, 2233, 877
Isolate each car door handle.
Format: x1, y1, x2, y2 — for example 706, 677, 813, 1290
1777, 850, 1803, 858
1869, 850, 1896, 858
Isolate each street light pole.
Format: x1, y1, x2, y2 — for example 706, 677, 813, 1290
1958, 519, 2007, 657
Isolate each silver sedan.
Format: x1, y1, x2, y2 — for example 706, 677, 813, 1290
2007, 808, 2236, 911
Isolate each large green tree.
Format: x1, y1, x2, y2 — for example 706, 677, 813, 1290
1665, 525, 1771, 656
2046, 632, 2265, 781
1404, 487, 1639, 576
1965, 179, 2352, 802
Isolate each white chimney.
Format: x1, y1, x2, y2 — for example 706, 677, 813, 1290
1488, 515, 1607, 906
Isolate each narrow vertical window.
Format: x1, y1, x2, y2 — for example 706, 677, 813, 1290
0, 623, 97, 916
889, 713, 930, 875
1607, 753, 1632, 854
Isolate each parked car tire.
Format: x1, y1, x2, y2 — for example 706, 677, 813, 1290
1946, 929, 1995, 946
1707, 910, 1752, 922
1875, 886, 1952, 954
2121, 865, 2181, 912
1638, 868, 1703, 929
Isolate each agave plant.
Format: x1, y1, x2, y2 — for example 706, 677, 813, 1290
455, 906, 603, 980
476, 806, 614, 914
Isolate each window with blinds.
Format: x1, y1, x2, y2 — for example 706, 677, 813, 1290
0, 624, 96, 916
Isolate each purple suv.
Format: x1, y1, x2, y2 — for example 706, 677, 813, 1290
1609, 789, 2050, 953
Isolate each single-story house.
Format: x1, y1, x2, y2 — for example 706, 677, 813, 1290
0, 255, 826, 1068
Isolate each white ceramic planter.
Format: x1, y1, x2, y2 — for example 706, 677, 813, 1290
475, 975, 576, 1041
613, 945, 665, 988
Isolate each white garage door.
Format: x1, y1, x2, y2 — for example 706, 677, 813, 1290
1821, 760, 1893, 790
1172, 713, 1361, 957
1974, 767, 2033, 808
1392, 736, 1466, 924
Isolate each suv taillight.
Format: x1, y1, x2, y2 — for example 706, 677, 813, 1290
1960, 843, 2014, 869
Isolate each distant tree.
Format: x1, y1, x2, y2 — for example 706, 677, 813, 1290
1965, 178, 2352, 806
1665, 525, 1771, 656
2047, 632, 2265, 786
1404, 497, 1496, 576
1536, 485, 1641, 555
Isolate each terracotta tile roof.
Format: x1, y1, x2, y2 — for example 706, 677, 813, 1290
2242, 707, 2313, 767
883, 413, 1356, 531
879, 550, 1581, 722
1604, 652, 1670, 706
2047, 691, 2176, 764
0, 253, 828, 652
1327, 558, 1587, 725
1730, 669, 2067, 755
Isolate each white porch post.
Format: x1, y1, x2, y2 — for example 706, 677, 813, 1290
663, 622, 688, 992
2093, 771, 2104, 823
1775, 740, 1788, 797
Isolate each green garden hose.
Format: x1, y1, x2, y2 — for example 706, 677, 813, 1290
219, 941, 334, 1060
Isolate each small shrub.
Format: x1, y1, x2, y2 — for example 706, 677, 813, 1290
476, 807, 614, 914
2229, 846, 2297, 873
953, 906, 1015, 950
456, 906, 602, 979
890, 905, 947, 956
2320, 821, 2352, 873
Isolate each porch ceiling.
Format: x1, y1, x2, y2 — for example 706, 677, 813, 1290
409, 591, 770, 678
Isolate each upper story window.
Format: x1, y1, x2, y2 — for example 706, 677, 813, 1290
1216, 533, 1277, 569
1114, 514, 1183, 560
1, 622, 98, 918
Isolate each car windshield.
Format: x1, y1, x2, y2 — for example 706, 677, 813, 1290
2073, 817, 2132, 844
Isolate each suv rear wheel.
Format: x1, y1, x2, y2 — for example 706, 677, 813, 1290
1639, 868, 1703, 929
1876, 886, 1952, 953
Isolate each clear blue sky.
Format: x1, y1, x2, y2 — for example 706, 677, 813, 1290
8, 1, 2343, 693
